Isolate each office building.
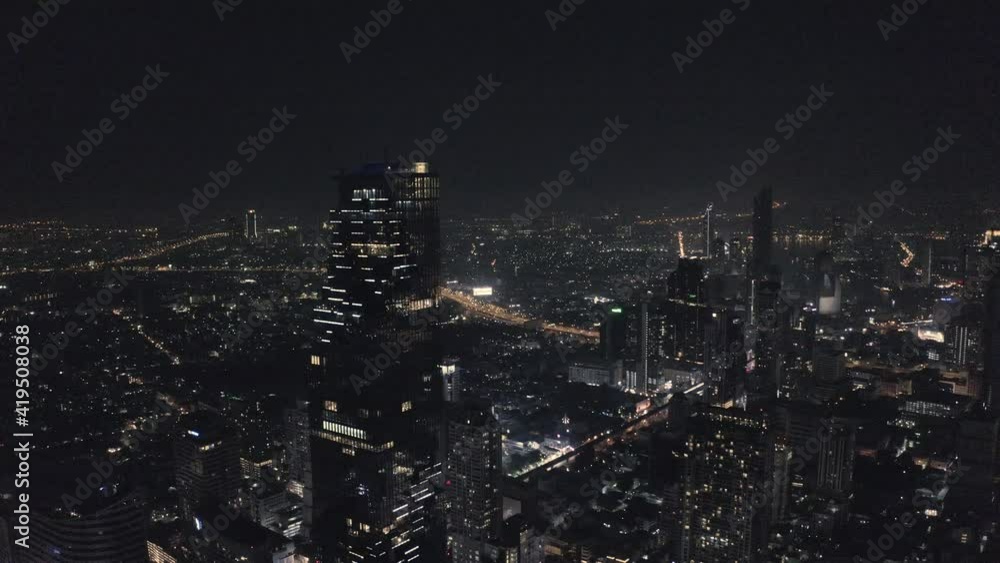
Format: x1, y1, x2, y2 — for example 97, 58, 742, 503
816, 422, 856, 496
705, 306, 746, 407
662, 258, 707, 364
814, 251, 842, 316
680, 406, 772, 562
23, 488, 148, 563
309, 161, 442, 561
446, 400, 503, 563
986, 275, 1000, 411
174, 410, 241, 521
704, 202, 714, 258
245, 209, 259, 240
440, 357, 462, 403
750, 186, 773, 281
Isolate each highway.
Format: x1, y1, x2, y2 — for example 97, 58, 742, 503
513, 382, 705, 481
439, 287, 599, 341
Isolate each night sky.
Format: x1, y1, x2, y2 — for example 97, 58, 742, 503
2, 0, 995, 226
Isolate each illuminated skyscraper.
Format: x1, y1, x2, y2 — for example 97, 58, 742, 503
445, 400, 503, 563
284, 400, 313, 534
704, 202, 714, 258
440, 358, 462, 403
814, 251, 841, 316
680, 406, 772, 563
245, 209, 259, 240
987, 275, 1000, 411
174, 411, 241, 522
309, 161, 442, 561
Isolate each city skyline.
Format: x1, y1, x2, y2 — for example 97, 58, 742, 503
4, 2, 1000, 562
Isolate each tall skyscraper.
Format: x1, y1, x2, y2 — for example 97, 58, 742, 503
705, 306, 746, 407
445, 400, 503, 563
440, 357, 462, 403
946, 316, 977, 368
600, 305, 628, 361
174, 410, 241, 521
704, 202, 714, 258
663, 258, 708, 364
625, 298, 654, 394
245, 209, 259, 240
284, 400, 313, 533
814, 251, 842, 316
816, 421, 856, 496
986, 275, 1000, 411
680, 406, 772, 562
750, 279, 790, 401
309, 160, 442, 561
750, 186, 774, 281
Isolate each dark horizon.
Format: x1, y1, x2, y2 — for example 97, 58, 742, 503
3, 0, 996, 226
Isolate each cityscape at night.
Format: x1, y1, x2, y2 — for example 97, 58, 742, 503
2, 1, 999, 562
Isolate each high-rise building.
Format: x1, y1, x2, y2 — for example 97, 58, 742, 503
663, 258, 708, 364
600, 305, 628, 361
950, 411, 999, 513
23, 487, 148, 563
309, 161, 442, 561
750, 186, 774, 281
812, 346, 846, 384
284, 400, 313, 534
816, 421, 855, 496
245, 209, 259, 240
750, 279, 790, 401
484, 515, 545, 563
986, 275, 1000, 411
946, 315, 977, 368
705, 306, 746, 407
680, 406, 772, 562
704, 202, 714, 258
174, 410, 241, 521
814, 251, 842, 316
440, 357, 462, 403
445, 400, 503, 563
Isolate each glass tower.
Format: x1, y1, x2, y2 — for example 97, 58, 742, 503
309, 161, 442, 562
